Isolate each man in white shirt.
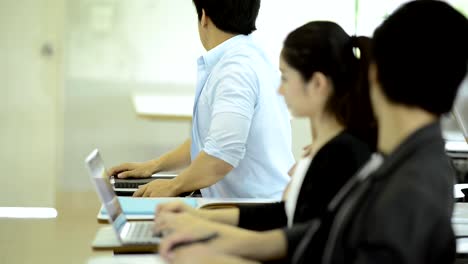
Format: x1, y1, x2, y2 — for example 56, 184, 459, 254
109, 0, 294, 198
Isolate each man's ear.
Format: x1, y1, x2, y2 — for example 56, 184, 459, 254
200, 9, 209, 28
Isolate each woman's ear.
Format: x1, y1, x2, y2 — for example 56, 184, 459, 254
307, 72, 330, 96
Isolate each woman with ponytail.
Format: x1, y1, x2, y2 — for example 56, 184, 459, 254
154, 21, 377, 264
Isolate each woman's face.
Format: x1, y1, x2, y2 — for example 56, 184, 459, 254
278, 55, 326, 118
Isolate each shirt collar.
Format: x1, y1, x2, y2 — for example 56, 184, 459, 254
374, 121, 443, 179
197, 34, 251, 73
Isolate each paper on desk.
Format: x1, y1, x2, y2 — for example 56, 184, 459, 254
453, 203, 468, 224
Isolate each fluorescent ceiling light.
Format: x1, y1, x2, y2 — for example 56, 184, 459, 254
0, 207, 58, 219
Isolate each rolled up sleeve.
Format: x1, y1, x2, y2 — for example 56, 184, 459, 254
203, 64, 258, 167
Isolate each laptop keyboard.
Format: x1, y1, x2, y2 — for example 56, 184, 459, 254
125, 222, 160, 244
114, 182, 142, 188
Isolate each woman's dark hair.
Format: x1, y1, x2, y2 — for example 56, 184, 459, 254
192, 0, 260, 35
282, 21, 377, 150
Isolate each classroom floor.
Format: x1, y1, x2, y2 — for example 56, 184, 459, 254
0, 192, 111, 264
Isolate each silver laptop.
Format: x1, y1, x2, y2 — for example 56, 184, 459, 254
85, 149, 160, 245
112, 173, 177, 193
453, 75, 468, 143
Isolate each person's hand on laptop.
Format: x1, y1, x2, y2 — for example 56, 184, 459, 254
133, 178, 178, 197
154, 212, 213, 239
157, 212, 263, 263
156, 200, 197, 215
156, 212, 237, 259
108, 160, 159, 179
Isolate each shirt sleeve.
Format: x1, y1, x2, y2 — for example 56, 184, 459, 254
203, 63, 258, 167
237, 202, 287, 231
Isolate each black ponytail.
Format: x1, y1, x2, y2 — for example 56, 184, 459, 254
283, 21, 377, 150
334, 36, 377, 150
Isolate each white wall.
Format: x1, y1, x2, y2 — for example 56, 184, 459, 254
66, 0, 356, 83
66, 0, 203, 84
0, 0, 65, 206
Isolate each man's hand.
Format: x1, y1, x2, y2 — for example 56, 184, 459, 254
108, 160, 159, 179
133, 179, 180, 197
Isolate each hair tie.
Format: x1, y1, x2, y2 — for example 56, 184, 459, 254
349, 35, 361, 59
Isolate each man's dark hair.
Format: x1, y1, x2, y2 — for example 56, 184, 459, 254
192, 0, 260, 35
283, 21, 377, 150
373, 0, 468, 115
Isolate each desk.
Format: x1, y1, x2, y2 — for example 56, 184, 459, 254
132, 94, 194, 121
88, 254, 166, 264
132, 94, 295, 121
0, 192, 111, 264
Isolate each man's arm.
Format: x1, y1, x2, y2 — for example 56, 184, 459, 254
108, 139, 192, 179
134, 150, 233, 197
173, 151, 234, 193
134, 110, 253, 197
156, 139, 192, 172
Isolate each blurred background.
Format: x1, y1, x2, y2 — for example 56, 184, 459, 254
1, 0, 467, 207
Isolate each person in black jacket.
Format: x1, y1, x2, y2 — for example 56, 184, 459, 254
310, 1, 468, 263
152, 21, 376, 262
155, 1, 468, 264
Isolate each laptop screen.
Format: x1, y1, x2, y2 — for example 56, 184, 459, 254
85, 149, 127, 234
454, 75, 468, 142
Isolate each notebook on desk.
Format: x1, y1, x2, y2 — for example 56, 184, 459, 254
97, 197, 198, 222
85, 149, 161, 251
96, 197, 278, 222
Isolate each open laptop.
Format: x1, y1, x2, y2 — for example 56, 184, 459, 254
449, 76, 468, 184
112, 173, 176, 194
453, 75, 468, 143
85, 149, 160, 246
111, 173, 199, 197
